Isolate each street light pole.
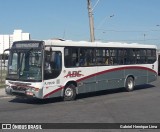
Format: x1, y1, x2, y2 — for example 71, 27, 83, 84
87, 0, 95, 42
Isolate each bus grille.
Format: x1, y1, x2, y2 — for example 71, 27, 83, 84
11, 86, 28, 91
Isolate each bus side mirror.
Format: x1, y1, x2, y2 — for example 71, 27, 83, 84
3, 48, 10, 65
50, 47, 52, 52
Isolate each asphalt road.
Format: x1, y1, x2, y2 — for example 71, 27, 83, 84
0, 77, 160, 132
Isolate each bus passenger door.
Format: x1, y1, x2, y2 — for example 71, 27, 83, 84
43, 49, 62, 98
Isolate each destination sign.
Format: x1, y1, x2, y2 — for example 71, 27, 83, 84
16, 43, 39, 48
12, 42, 42, 48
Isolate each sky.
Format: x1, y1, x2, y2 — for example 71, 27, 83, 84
0, 0, 160, 47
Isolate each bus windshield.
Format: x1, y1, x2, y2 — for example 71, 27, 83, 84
8, 49, 42, 81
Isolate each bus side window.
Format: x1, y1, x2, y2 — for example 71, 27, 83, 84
83, 48, 95, 66
50, 52, 61, 70
79, 51, 85, 66
44, 54, 52, 73
64, 48, 72, 67
65, 48, 77, 67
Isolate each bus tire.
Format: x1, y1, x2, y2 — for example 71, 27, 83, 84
125, 77, 134, 92
63, 84, 76, 101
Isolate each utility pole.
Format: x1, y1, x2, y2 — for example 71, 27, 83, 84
87, 0, 95, 42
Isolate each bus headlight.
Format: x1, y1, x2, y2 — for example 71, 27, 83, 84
26, 87, 39, 96
33, 88, 39, 92
30, 87, 39, 92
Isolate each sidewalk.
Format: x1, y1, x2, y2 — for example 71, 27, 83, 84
0, 88, 7, 97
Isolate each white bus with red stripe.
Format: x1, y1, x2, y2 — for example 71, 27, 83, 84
5, 39, 158, 100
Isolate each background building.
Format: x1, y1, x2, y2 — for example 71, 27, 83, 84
0, 30, 30, 54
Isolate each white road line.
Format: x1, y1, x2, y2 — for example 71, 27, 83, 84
0, 96, 15, 99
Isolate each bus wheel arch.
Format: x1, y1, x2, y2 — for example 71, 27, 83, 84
125, 75, 135, 92
63, 81, 77, 101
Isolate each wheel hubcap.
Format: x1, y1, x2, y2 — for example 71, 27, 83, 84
128, 80, 133, 89
65, 88, 73, 97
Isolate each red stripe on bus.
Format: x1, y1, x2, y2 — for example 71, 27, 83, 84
43, 86, 64, 99
77, 66, 157, 82
44, 66, 157, 98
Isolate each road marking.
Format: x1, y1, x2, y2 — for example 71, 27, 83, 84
0, 96, 15, 99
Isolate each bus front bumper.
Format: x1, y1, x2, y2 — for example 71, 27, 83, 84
5, 85, 43, 99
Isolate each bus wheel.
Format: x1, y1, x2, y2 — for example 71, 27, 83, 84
125, 77, 134, 92
63, 84, 76, 101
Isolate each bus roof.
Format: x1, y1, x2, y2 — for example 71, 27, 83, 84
44, 39, 157, 49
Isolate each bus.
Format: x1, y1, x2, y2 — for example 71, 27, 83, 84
4, 39, 158, 101
158, 53, 160, 75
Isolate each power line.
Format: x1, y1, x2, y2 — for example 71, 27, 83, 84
92, 0, 101, 11
96, 15, 114, 29
95, 29, 160, 33
97, 38, 160, 42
